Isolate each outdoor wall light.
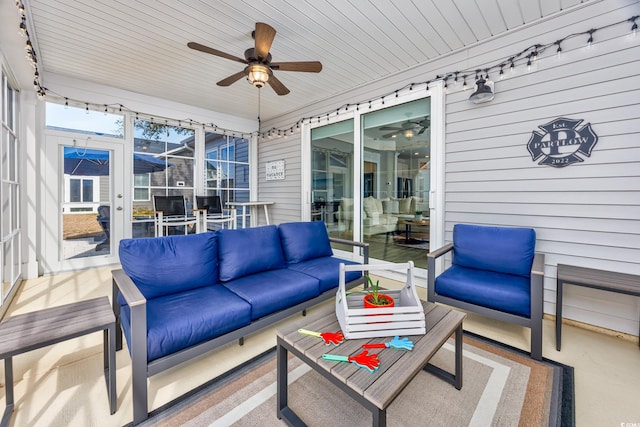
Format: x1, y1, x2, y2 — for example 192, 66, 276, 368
469, 78, 495, 104
247, 64, 270, 88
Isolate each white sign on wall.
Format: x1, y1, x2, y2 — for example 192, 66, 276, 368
266, 160, 285, 181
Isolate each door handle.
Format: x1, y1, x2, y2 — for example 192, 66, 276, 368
116, 206, 123, 211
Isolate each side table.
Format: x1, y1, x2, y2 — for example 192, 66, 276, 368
0, 297, 116, 426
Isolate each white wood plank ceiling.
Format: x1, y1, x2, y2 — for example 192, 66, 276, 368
24, 0, 594, 122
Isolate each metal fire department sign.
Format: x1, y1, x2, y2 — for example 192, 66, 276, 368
527, 117, 599, 168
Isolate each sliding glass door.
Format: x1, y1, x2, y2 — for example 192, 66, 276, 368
310, 119, 354, 247
308, 96, 432, 269
361, 98, 430, 268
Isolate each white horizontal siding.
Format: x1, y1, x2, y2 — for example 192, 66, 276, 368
260, 0, 640, 336
257, 131, 304, 225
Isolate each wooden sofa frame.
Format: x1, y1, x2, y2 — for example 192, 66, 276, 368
112, 237, 369, 425
427, 243, 545, 360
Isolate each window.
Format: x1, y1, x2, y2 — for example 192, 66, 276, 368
132, 120, 195, 237
1, 69, 21, 313
133, 174, 150, 201
204, 132, 249, 226
45, 102, 123, 138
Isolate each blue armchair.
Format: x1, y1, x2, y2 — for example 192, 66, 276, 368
427, 224, 545, 360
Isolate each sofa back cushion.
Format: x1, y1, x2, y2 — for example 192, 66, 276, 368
453, 224, 536, 277
279, 221, 333, 264
119, 232, 219, 300
218, 225, 286, 281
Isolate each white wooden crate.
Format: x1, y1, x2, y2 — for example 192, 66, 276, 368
336, 261, 426, 339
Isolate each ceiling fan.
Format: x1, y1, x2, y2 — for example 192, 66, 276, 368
381, 117, 430, 139
187, 22, 322, 96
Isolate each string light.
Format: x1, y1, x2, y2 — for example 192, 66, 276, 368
15, 1, 635, 140
587, 29, 596, 47
631, 16, 639, 36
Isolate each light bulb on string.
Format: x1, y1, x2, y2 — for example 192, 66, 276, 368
587, 29, 595, 47
555, 41, 562, 59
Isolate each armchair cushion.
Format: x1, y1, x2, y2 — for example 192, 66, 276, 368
278, 221, 333, 263
218, 225, 286, 281
434, 265, 531, 317
453, 224, 535, 277
118, 232, 218, 300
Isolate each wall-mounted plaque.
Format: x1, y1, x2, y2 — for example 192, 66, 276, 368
527, 117, 598, 168
266, 159, 285, 181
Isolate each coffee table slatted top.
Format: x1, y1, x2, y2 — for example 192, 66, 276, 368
277, 300, 465, 410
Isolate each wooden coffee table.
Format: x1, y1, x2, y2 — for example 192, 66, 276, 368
276, 300, 465, 427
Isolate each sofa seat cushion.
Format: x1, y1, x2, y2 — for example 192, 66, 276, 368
434, 265, 531, 317
119, 232, 219, 300
453, 224, 535, 277
120, 285, 252, 362
279, 221, 333, 263
287, 257, 362, 293
223, 269, 320, 320
218, 225, 286, 282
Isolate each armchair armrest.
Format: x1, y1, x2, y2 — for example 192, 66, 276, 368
427, 242, 454, 260
427, 243, 454, 302
532, 252, 545, 277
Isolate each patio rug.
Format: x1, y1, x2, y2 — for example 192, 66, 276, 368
135, 333, 574, 427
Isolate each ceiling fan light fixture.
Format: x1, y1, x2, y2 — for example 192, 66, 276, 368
247, 64, 270, 88
469, 78, 495, 104
403, 129, 415, 139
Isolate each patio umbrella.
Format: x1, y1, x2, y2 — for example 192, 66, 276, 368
64, 148, 170, 176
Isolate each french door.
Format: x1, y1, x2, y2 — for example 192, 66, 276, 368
43, 133, 125, 272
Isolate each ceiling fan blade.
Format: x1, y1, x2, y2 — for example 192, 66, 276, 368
379, 126, 401, 131
267, 74, 290, 95
217, 70, 247, 87
270, 61, 323, 72
254, 22, 277, 60
383, 132, 398, 139
417, 127, 427, 135
188, 42, 248, 64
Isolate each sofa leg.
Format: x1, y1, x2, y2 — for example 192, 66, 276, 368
531, 326, 542, 361
239, 337, 244, 346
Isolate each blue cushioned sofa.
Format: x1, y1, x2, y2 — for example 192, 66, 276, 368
112, 221, 368, 424
427, 224, 545, 360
